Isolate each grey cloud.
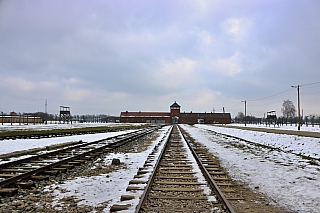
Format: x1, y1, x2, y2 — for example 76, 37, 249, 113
1, 0, 319, 116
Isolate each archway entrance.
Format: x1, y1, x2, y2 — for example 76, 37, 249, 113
172, 116, 179, 124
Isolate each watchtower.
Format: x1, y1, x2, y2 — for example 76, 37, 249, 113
266, 111, 277, 125
170, 102, 180, 123
59, 106, 71, 124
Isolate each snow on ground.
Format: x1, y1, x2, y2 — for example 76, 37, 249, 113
0, 122, 142, 132
178, 128, 217, 202
45, 125, 172, 212
230, 123, 320, 132
198, 124, 320, 159
0, 130, 136, 156
46, 152, 144, 209
0, 122, 144, 156
182, 124, 320, 213
2, 123, 320, 212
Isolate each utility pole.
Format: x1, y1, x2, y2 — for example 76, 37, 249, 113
222, 107, 225, 125
242, 100, 247, 126
45, 99, 47, 114
45, 99, 47, 124
291, 85, 301, 130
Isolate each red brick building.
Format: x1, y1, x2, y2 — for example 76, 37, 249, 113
120, 102, 231, 124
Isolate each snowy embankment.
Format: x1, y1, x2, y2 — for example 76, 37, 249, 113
200, 124, 320, 159
0, 123, 171, 212
0, 123, 143, 155
0, 131, 135, 156
46, 125, 172, 212
182, 124, 320, 213
230, 123, 320, 132
0, 123, 141, 132
1, 123, 320, 212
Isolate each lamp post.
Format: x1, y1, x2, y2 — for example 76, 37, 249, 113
222, 107, 225, 125
306, 116, 308, 127
242, 100, 247, 126
291, 85, 301, 130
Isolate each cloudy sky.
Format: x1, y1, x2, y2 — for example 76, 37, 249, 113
1, 0, 320, 118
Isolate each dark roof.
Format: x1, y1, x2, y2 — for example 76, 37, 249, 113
170, 101, 180, 108
181, 112, 231, 119
120, 111, 170, 117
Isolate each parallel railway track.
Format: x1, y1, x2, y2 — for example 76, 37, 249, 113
0, 126, 141, 141
134, 125, 236, 213
0, 126, 158, 193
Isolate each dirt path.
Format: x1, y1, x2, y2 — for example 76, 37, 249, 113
216, 125, 320, 138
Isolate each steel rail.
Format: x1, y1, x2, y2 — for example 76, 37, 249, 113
134, 126, 173, 213
0, 128, 130, 141
0, 127, 154, 169
0, 127, 158, 188
178, 125, 236, 213
135, 125, 235, 213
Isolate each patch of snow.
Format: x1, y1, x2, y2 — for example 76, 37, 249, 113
200, 125, 320, 159
182, 124, 320, 213
229, 123, 320, 132
0, 130, 136, 156
45, 126, 172, 212
0, 123, 143, 132
178, 128, 217, 202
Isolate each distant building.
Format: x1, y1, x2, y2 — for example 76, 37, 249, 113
120, 102, 231, 124
0, 114, 43, 124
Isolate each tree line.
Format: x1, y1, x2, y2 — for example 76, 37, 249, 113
234, 99, 320, 126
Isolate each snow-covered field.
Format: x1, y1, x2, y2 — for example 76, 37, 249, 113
1, 123, 319, 212
45, 125, 172, 212
230, 123, 320, 132
206, 124, 320, 159
0, 123, 142, 156
0, 131, 135, 156
184, 124, 320, 213
0, 122, 142, 132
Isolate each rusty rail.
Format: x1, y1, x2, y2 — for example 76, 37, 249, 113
0, 127, 158, 188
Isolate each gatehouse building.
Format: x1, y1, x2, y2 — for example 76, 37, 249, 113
120, 102, 231, 124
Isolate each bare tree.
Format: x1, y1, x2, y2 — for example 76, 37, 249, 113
281, 100, 296, 120
235, 111, 244, 123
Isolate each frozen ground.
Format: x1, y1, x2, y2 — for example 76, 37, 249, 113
0, 130, 135, 156
199, 124, 320, 159
230, 123, 320, 132
45, 125, 172, 212
0, 122, 141, 157
0, 122, 141, 132
1, 124, 319, 212
183, 124, 320, 213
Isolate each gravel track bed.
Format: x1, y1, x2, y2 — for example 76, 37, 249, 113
0, 132, 158, 213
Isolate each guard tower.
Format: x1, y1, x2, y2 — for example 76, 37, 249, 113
170, 102, 180, 124
60, 106, 71, 124
266, 111, 277, 125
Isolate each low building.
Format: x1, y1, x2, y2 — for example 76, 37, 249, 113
0, 115, 43, 124
120, 102, 231, 124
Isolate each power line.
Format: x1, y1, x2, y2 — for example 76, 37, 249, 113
247, 89, 293, 102
245, 81, 320, 103
301, 81, 320, 87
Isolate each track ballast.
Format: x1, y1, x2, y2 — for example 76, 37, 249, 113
135, 125, 235, 213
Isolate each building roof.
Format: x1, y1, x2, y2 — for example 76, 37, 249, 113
120, 111, 171, 118
181, 112, 231, 119
170, 101, 180, 108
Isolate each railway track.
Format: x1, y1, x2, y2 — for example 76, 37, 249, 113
0, 126, 158, 195
133, 125, 235, 213
0, 126, 136, 141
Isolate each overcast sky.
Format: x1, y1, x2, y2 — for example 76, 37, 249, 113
1, 0, 320, 118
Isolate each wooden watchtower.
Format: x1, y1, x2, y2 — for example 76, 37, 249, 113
59, 106, 71, 124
